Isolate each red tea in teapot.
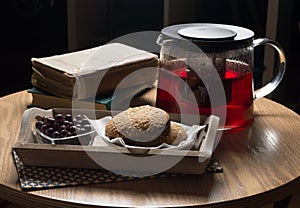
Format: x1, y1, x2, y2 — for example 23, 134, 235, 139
156, 60, 254, 130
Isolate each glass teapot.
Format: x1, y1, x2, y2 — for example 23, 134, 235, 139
156, 23, 286, 130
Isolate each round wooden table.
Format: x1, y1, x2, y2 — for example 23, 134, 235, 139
1, 91, 300, 208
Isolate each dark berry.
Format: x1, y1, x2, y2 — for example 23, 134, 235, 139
63, 120, 71, 127
35, 121, 44, 130
53, 122, 60, 130
60, 129, 69, 137
64, 114, 73, 122
68, 125, 77, 135
75, 115, 83, 121
73, 118, 80, 126
55, 114, 64, 124
42, 116, 48, 123
66, 132, 72, 137
52, 131, 60, 138
76, 128, 85, 135
40, 124, 48, 133
46, 117, 55, 126
80, 119, 90, 126
45, 127, 54, 137
59, 124, 67, 132
83, 124, 92, 132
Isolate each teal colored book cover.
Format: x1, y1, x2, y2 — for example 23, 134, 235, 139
28, 87, 113, 109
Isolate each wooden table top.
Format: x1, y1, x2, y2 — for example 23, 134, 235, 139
1, 91, 300, 208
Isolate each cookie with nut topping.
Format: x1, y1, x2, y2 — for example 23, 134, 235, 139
105, 105, 187, 147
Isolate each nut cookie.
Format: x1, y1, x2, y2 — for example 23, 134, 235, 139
160, 122, 188, 145
105, 105, 170, 146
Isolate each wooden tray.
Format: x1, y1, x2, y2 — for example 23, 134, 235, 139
13, 107, 219, 175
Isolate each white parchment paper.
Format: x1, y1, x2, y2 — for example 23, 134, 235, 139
89, 116, 204, 153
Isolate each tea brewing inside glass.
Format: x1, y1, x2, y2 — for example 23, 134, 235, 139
156, 23, 286, 130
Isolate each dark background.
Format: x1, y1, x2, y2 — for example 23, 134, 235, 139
0, 0, 299, 112
0, 0, 68, 96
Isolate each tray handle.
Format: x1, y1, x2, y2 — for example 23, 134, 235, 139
18, 107, 53, 144
195, 115, 220, 162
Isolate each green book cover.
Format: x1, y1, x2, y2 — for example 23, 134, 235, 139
28, 87, 112, 109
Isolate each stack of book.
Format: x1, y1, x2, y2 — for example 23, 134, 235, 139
28, 43, 159, 110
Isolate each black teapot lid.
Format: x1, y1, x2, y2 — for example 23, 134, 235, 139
160, 23, 254, 51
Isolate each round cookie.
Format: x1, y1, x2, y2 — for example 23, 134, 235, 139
105, 105, 170, 146
159, 121, 188, 145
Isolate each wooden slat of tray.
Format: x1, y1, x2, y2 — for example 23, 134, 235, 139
13, 143, 209, 174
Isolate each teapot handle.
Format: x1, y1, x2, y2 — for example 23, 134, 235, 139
156, 34, 163, 46
253, 38, 286, 99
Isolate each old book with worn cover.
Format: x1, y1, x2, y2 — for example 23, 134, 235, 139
31, 43, 159, 99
